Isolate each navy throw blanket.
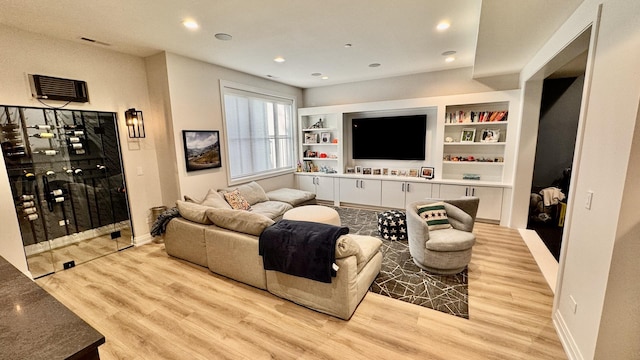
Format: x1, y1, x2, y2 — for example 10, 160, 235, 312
259, 220, 349, 283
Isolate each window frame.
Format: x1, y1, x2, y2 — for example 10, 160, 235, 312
219, 80, 298, 185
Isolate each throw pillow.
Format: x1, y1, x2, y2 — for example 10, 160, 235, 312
176, 200, 213, 225
200, 189, 232, 209
218, 181, 269, 205
223, 189, 252, 210
416, 202, 452, 231
206, 208, 274, 236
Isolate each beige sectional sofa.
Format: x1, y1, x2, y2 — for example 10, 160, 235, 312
163, 182, 383, 320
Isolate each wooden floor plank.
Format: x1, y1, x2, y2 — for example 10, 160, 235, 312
36, 222, 567, 359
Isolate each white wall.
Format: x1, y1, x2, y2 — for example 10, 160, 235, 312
519, 1, 640, 358
303, 67, 519, 107
0, 25, 163, 272
147, 52, 302, 201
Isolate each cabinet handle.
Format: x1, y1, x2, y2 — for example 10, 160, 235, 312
401, 183, 405, 192
356, 179, 359, 189
407, 183, 411, 192
472, 187, 475, 196
465, 187, 469, 196
360, 180, 364, 189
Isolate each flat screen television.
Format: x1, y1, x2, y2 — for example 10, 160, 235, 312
352, 114, 427, 160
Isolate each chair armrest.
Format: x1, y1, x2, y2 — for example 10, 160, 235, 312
443, 197, 479, 232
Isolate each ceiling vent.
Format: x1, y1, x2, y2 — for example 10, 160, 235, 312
29, 74, 89, 102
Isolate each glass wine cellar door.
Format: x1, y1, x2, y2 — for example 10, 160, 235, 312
1, 106, 133, 278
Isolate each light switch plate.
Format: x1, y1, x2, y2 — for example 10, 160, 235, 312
585, 191, 594, 210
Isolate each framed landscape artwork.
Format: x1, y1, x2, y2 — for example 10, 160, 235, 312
183, 130, 222, 172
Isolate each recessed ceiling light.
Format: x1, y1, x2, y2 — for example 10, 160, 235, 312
182, 19, 199, 30
311, 73, 322, 77
215, 33, 232, 41
344, 43, 352, 48
321, 76, 329, 80
442, 50, 457, 56
274, 56, 286, 63
445, 56, 456, 63
437, 21, 450, 31
266, 75, 278, 78
369, 63, 381, 68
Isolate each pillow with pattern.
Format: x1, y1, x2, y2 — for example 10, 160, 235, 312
223, 189, 252, 210
416, 202, 452, 231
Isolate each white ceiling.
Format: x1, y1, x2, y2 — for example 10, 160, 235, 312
0, 0, 583, 88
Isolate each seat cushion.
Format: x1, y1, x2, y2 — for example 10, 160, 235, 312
250, 201, 293, 219
266, 188, 316, 206
425, 228, 475, 252
348, 234, 382, 272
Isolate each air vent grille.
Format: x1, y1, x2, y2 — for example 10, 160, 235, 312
29, 74, 89, 102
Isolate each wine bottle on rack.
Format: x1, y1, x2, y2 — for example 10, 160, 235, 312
29, 133, 56, 139
66, 136, 81, 144
36, 149, 59, 156
50, 189, 65, 196
63, 124, 84, 130
22, 201, 35, 208
27, 124, 55, 130
23, 207, 37, 215
65, 130, 84, 136
18, 194, 35, 201
26, 213, 39, 221
69, 143, 83, 150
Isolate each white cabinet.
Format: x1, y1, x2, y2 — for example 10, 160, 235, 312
339, 178, 381, 207
437, 184, 503, 221
381, 180, 433, 209
296, 174, 334, 201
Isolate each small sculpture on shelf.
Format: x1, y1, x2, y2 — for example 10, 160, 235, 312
310, 118, 324, 129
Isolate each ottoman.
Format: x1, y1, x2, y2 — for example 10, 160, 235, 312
378, 209, 407, 240
282, 205, 341, 226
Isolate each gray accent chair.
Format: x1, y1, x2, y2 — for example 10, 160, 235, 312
406, 197, 480, 274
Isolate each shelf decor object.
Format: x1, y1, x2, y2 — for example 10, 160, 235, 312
460, 128, 476, 143
420, 167, 434, 179
124, 108, 145, 138
480, 129, 500, 143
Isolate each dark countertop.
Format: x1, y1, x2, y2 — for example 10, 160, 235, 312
0, 256, 105, 360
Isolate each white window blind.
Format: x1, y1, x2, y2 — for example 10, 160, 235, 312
222, 85, 295, 182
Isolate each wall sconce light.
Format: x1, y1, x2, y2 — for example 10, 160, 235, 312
124, 108, 145, 138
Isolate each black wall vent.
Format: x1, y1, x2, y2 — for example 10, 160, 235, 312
29, 74, 89, 102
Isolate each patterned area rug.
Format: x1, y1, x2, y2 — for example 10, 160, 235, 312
333, 206, 469, 319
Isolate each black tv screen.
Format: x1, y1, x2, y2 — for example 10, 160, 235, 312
352, 115, 426, 160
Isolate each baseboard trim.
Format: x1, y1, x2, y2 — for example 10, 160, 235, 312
134, 233, 154, 246
554, 310, 584, 360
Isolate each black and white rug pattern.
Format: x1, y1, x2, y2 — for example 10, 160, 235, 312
333, 206, 469, 319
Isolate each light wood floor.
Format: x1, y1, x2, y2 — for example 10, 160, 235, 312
36, 222, 567, 359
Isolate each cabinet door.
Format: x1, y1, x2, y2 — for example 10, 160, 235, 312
315, 177, 334, 201
339, 178, 381, 206
472, 186, 503, 221
404, 182, 433, 205
438, 184, 468, 199
296, 175, 316, 194
381, 181, 405, 209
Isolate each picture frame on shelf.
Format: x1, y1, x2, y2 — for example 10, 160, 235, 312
480, 129, 500, 143
408, 168, 418, 177
320, 132, 331, 143
461, 128, 476, 143
390, 169, 398, 176
355, 166, 362, 174
362, 167, 372, 175
304, 150, 317, 158
304, 133, 318, 144
382, 168, 389, 175
345, 167, 355, 174
420, 166, 434, 179
182, 130, 222, 172
398, 169, 407, 176
372, 168, 381, 175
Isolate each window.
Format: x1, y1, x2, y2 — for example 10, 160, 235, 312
221, 82, 295, 183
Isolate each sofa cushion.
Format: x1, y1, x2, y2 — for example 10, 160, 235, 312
176, 200, 213, 225
425, 228, 475, 252
205, 208, 274, 236
266, 188, 316, 206
250, 201, 293, 220
416, 202, 452, 231
348, 234, 382, 273
219, 181, 269, 205
223, 189, 252, 210
200, 189, 232, 209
